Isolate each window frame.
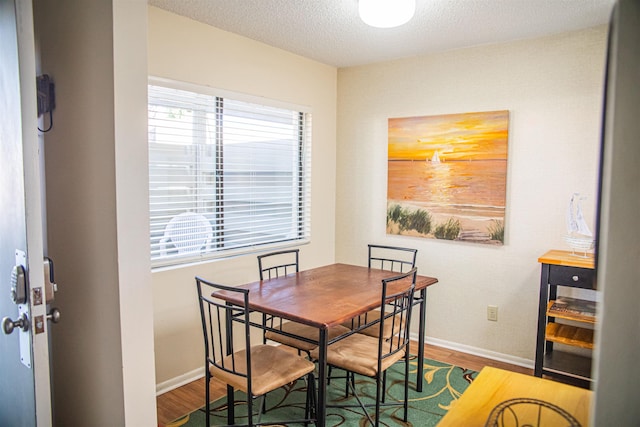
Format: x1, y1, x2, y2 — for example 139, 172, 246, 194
148, 77, 312, 269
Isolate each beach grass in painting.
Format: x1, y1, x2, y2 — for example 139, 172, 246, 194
387, 110, 509, 245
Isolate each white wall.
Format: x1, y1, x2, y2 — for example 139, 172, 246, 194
148, 7, 338, 387
336, 27, 607, 364
113, 1, 157, 425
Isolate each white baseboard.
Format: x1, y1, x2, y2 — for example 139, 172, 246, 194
156, 337, 534, 395
420, 335, 535, 369
156, 367, 204, 396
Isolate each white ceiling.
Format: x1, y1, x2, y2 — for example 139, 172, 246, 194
148, 0, 615, 68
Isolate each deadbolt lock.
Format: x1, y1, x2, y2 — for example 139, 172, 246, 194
10, 265, 27, 305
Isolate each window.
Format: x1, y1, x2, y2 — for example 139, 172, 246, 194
148, 79, 311, 267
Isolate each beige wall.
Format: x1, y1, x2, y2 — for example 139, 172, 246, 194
336, 27, 607, 364
36, 0, 156, 425
149, 5, 607, 388
148, 7, 338, 387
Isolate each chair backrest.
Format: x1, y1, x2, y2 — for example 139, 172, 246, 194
195, 277, 254, 396
161, 212, 213, 256
257, 249, 299, 280
378, 268, 417, 363
368, 244, 417, 273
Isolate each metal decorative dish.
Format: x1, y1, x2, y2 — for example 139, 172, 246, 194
485, 397, 582, 427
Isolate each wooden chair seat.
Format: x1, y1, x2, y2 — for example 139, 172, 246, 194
265, 323, 351, 352
343, 309, 405, 339
210, 344, 315, 396
311, 333, 405, 377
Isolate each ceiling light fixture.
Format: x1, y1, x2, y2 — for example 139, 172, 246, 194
359, 0, 416, 29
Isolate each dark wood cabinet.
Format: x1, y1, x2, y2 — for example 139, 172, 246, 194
535, 250, 596, 387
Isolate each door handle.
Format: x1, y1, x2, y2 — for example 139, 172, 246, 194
47, 308, 60, 324
2, 313, 29, 335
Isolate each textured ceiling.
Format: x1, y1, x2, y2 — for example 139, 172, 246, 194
148, 0, 615, 68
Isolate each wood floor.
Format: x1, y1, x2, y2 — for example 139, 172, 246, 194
156, 342, 532, 426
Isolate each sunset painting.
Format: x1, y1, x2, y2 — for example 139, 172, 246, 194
387, 110, 509, 245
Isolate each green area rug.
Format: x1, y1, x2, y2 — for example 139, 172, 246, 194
169, 356, 477, 426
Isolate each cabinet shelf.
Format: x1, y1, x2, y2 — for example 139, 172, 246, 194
546, 298, 596, 324
542, 351, 593, 382
545, 322, 594, 349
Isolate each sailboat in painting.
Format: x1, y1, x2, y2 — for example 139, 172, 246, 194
564, 193, 594, 256
429, 150, 442, 163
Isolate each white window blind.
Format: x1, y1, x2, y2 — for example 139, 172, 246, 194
148, 80, 312, 267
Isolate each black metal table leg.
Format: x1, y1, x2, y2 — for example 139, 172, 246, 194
225, 303, 235, 425
317, 328, 327, 427
535, 264, 550, 377
417, 288, 427, 392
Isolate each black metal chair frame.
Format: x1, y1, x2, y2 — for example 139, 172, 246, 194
367, 245, 420, 318
258, 249, 300, 344
196, 276, 316, 427
366, 244, 422, 343
364, 243, 420, 331
336, 245, 419, 398
257, 249, 300, 280
256, 249, 310, 351
257, 249, 299, 333
325, 268, 417, 426
367, 244, 418, 273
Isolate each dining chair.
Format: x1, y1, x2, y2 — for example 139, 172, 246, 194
195, 276, 317, 426
258, 250, 349, 356
311, 268, 418, 426
345, 244, 418, 338
257, 249, 300, 280
368, 244, 418, 273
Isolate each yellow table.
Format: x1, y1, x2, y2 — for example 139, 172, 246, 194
438, 367, 592, 426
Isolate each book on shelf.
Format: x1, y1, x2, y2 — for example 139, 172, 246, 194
549, 296, 596, 319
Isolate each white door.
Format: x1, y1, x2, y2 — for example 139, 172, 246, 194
0, 0, 53, 425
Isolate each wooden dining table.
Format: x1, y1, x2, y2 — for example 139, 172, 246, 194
212, 263, 439, 427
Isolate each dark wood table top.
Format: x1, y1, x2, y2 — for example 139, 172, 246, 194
213, 263, 438, 329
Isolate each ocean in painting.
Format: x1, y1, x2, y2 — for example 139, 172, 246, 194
387, 159, 507, 243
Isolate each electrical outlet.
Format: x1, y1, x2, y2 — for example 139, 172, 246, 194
487, 305, 498, 321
